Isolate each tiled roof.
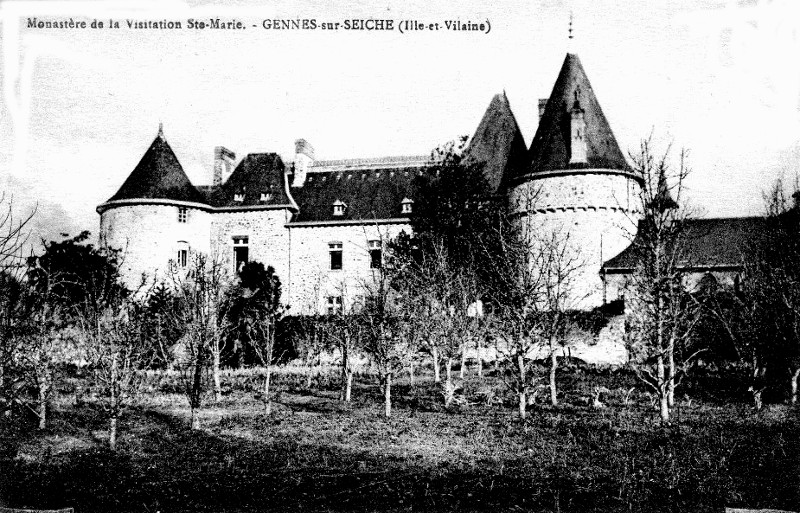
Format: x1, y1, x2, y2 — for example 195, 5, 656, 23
602, 217, 767, 272
107, 130, 206, 204
512, 53, 631, 182
206, 153, 293, 208
289, 167, 421, 224
464, 92, 528, 192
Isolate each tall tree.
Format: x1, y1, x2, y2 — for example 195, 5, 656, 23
624, 141, 704, 424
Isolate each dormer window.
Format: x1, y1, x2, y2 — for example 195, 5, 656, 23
332, 200, 346, 216
401, 197, 413, 214
260, 192, 272, 202
234, 193, 245, 202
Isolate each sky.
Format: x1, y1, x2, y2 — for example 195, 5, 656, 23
0, 0, 799, 250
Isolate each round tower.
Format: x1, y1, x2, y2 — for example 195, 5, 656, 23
97, 126, 212, 288
507, 53, 643, 307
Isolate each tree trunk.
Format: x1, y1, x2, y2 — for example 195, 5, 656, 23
476, 337, 483, 378
659, 391, 670, 423
459, 349, 467, 379
444, 360, 454, 407
666, 346, 675, 408
408, 362, 415, 386
38, 384, 47, 430
446, 357, 453, 383
263, 366, 272, 415
37, 367, 49, 430
751, 356, 765, 410
384, 372, 392, 418
549, 349, 558, 407
344, 371, 353, 402
109, 416, 118, 451
340, 344, 349, 401
790, 367, 800, 405
212, 348, 222, 403
306, 366, 313, 389
657, 354, 669, 424
191, 407, 200, 430
190, 356, 204, 429
517, 353, 526, 419
752, 388, 763, 411
432, 346, 441, 383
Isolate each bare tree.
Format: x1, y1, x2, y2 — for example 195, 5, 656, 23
291, 316, 327, 390
168, 253, 229, 429
359, 254, 410, 418
81, 298, 149, 450
624, 141, 704, 424
485, 218, 584, 418
16, 272, 69, 430
0, 195, 35, 418
323, 302, 364, 403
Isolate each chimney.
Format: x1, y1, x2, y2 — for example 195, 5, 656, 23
538, 98, 548, 120
213, 146, 236, 186
568, 89, 587, 165
292, 139, 315, 187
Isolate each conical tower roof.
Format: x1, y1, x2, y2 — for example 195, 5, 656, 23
464, 92, 528, 192
518, 53, 630, 180
107, 126, 206, 204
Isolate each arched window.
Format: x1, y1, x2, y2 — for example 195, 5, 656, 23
176, 241, 189, 268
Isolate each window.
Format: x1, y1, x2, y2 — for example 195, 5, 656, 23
177, 207, 188, 223
329, 242, 343, 270
234, 193, 245, 202
260, 192, 272, 202
401, 197, 413, 214
326, 295, 343, 315
369, 240, 382, 269
176, 241, 189, 268
233, 236, 249, 273
332, 200, 346, 216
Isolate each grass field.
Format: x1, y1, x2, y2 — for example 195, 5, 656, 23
1, 365, 799, 512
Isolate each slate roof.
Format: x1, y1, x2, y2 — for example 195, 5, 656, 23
107, 130, 206, 204
602, 217, 767, 272
206, 153, 293, 208
289, 167, 420, 224
464, 92, 528, 193
512, 53, 631, 182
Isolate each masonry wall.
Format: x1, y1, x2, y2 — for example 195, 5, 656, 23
286, 223, 410, 315
509, 172, 643, 308
99, 204, 212, 289
209, 209, 293, 297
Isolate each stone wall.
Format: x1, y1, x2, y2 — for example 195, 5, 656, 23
286, 222, 410, 314
100, 204, 211, 289
209, 209, 294, 296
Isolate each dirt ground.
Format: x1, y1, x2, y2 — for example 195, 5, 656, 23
1, 366, 799, 512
